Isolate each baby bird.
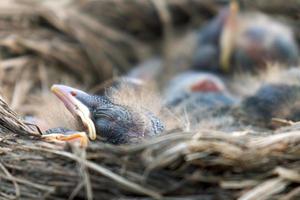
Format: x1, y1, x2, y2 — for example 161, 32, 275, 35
191, 3, 230, 72
228, 66, 300, 129
163, 71, 237, 125
42, 84, 164, 146
163, 67, 300, 131
192, 1, 299, 73
238, 83, 300, 128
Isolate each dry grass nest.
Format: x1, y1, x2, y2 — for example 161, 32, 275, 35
0, 94, 300, 200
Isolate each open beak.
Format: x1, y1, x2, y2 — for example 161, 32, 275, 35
51, 84, 97, 140
219, 0, 239, 72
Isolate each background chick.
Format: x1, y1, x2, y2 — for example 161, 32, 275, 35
230, 66, 300, 128
230, 12, 298, 71
163, 71, 237, 130
238, 84, 300, 128
191, 2, 299, 73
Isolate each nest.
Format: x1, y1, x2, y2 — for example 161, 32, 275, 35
0, 0, 299, 199
1, 96, 300, 200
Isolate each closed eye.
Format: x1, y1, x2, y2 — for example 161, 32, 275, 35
94, 111, 114, 120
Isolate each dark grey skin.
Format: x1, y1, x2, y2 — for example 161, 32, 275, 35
191, 7, 228, 72
231, 26, 299, 72
77, 95, 164, 144
163, 71, 237, 125
238, 84, 300, 128
192, 3, 299, 73
47, 85, 164, 145
163, 71, 300, 130
164, 72, 236, 107
173, 83, 300, 130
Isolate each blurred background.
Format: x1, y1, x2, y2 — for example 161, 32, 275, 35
0, 0, 298, 117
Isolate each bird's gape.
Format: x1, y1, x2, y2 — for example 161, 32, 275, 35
51, 85, 97, 140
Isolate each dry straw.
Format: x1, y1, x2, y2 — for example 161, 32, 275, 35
0, 95, 300, 199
